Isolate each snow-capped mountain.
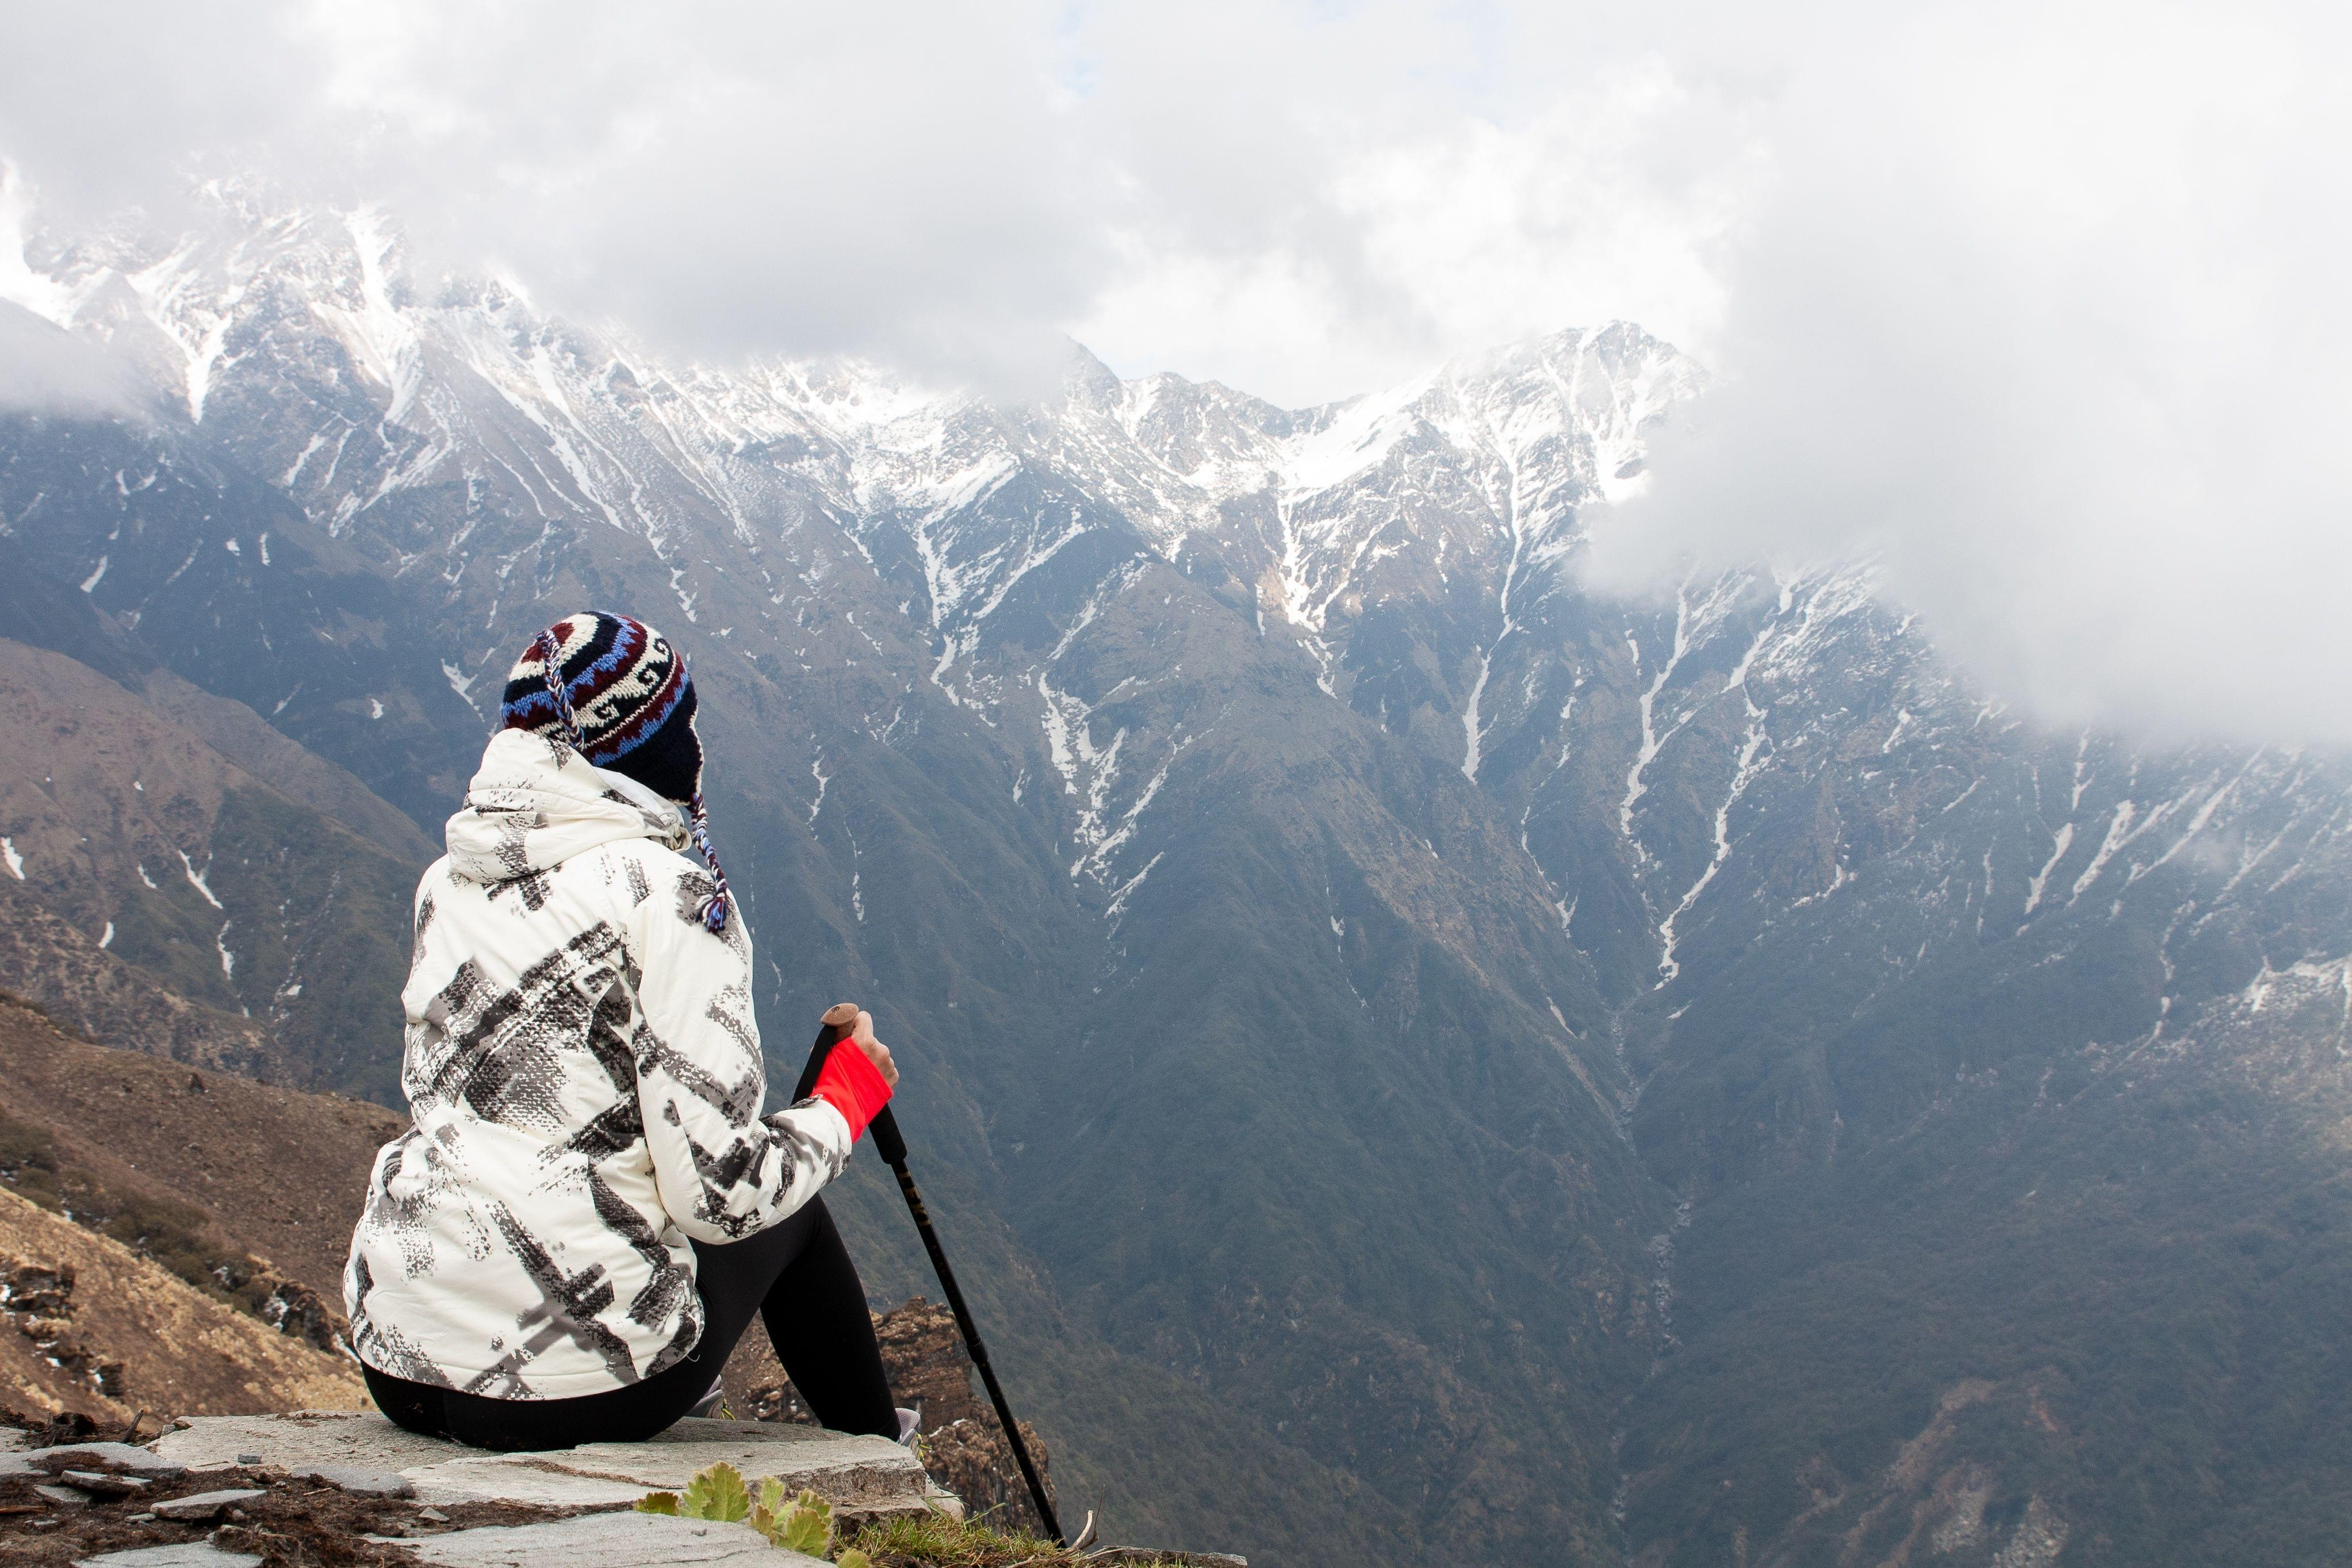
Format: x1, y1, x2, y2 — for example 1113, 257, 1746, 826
6, 187, 2351, 1567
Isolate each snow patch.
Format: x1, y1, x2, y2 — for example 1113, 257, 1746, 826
1655, 670, 1771, 986
2024, 823, 2074, 915
2068, 801, 2138, 903
308, 208, 423, 421
178, 849, 224, 909
1461, 649, 1492, 781
1106, 851, 1164, 923
1275, 375, 1430, 493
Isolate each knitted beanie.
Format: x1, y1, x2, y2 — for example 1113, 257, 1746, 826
498, 611, 734, 933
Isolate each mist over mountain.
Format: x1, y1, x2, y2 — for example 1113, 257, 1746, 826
3, 189, 2350, 1566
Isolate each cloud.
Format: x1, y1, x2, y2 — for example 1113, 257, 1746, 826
1070, 53, 1756, 404
1, 1, 1114, 393
0, 0, 1748, 404
1584, 0, 2352, 747
2, 0, 2348, 743
0, 299, 140, 415
0, 177, 141, 413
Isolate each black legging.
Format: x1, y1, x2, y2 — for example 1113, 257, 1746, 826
362, 1197, 896, 1451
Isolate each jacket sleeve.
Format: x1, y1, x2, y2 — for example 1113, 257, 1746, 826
626, 858, 853, 1244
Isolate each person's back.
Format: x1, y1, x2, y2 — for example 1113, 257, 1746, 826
345, 612, 902, 1450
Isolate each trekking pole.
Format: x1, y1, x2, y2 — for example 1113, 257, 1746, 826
795, 1006, 1070, 1547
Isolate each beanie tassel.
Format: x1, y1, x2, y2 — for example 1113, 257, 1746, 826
533, 629, 585, 747
688, 791, 733, 934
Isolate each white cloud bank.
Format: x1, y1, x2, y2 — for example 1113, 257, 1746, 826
1, 0, 2347, 743
1585, 1, 2352, 747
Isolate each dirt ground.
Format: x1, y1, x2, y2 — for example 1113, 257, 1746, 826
0, 1439, 581, 1567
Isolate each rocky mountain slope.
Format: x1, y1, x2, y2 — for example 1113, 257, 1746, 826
0, 594, 428, 1097
0, 993, 376, 1424
0, 1189, 367, 1425
2, 186, 2349, 1565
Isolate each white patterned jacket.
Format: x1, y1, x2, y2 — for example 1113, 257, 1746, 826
344, 729, 851, 1398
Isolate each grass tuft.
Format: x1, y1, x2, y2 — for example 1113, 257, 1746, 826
845, 1514, 1198, 1568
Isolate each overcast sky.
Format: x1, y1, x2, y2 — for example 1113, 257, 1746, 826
2, 0, 2348, 744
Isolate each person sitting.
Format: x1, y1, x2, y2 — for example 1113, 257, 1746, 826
344, 609, 906, 1451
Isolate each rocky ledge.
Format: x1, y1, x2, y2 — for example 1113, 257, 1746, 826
0, 1412, 964, 1567
149, 1410, 960, 1523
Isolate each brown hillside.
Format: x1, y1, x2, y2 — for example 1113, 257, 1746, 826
0, 994, 403, 1298
0, 1187, 366, 1425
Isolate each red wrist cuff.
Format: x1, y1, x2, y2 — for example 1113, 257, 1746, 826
811, 1042, 893, 1142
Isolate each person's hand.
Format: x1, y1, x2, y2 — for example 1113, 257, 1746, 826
825, 1002, 898, 1087
851, 1010, 899, 1087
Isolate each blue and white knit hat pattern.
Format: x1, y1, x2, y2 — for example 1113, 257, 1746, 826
501, 611, 734, 934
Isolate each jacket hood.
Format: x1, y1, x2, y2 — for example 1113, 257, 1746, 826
445, 727, 688, 881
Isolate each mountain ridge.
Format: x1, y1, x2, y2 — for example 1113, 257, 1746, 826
2, 187, 2350, 1566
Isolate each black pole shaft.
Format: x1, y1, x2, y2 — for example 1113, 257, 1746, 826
800, 1023, 1066, 1546
886, 1157, 1064, 1545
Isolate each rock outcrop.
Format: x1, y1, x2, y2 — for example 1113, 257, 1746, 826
723, 1294, 1056, 1533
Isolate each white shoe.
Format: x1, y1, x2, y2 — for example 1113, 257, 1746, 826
687, 1376, 728, 1419
895, 1406, 921, 1446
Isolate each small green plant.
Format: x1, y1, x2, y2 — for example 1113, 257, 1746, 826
688, 1461, 753, 1522
749, 1477, 831, 1555
636, 1458, 750, 1522
639, 1463, 871, 1561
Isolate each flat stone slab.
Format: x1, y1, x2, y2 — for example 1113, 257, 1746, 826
150, 1411, 955, 1520
76, 1546, 262, 1568
405, 1512, 821, 1566
289, 1463, 414, 1497
44, 1443, 188, 1476
149, 1488, 266, 1522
